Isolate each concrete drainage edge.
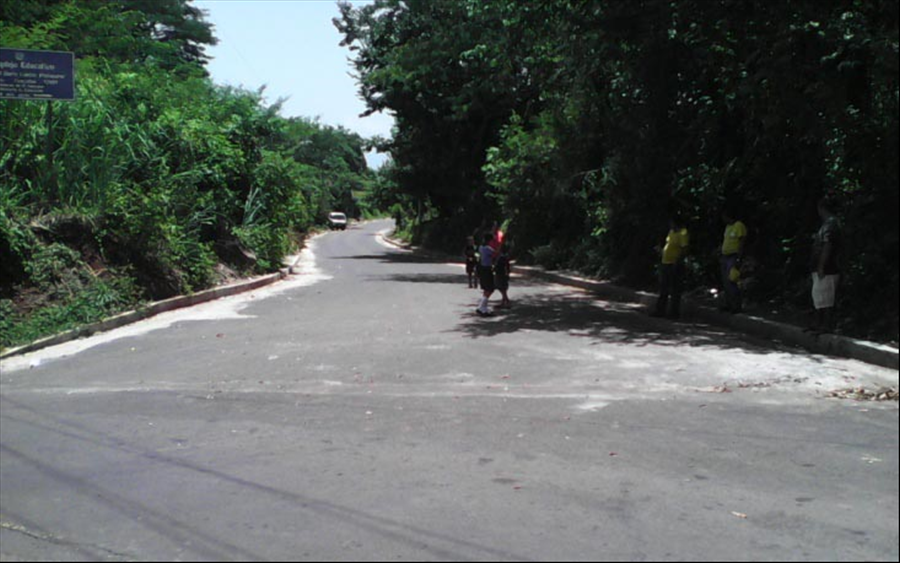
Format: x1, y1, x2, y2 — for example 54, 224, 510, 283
0, 269, 293, 360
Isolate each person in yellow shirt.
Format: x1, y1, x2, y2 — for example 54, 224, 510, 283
720, 206, 747, 313
653, 214, 689, 319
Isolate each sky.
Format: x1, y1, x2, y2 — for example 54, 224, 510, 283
195, 0, 394, 169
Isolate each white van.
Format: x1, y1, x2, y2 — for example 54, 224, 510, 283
327, 212, 348, 230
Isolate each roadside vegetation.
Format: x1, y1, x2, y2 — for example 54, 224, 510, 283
0, 0, 386, 349
336, 0, 899, 342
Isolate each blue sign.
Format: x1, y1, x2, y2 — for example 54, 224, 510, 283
1, 48, 75, 101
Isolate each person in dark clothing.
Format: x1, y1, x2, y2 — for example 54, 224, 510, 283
476, 233, 497, 316
464, 236, 479, 289
809, 196, 842, 333
494, 242, 512, 309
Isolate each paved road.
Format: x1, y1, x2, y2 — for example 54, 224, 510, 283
1, 220, 897, 561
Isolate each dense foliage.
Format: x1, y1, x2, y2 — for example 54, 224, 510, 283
337, 0, 899, 339
1, 0, 375, 348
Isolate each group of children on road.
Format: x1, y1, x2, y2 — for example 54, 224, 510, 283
465, 227, 511, 317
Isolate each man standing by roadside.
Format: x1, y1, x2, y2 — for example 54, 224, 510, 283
810, 196, 842, 333
653, 213, 690, 319
720, 205, 747, 313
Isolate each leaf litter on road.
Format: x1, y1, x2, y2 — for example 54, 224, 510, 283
827, 386, 898, 401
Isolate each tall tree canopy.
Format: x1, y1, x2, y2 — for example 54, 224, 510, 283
1, 0, 217, 70
337, 0, 899, 338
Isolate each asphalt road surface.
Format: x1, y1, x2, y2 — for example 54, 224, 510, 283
1, 220, 897, 561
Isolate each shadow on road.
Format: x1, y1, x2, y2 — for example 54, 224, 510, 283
333, 253, 442, 265
369, 272, 545, 288
342, 250, 822, 360
450, 292, 815, 359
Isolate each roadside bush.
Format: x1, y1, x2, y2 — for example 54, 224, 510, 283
26, 243, 92, 296
0, 258, 141, 350
0, 277, 139, 349
0, 300, 16, 344
531, 242, 569, 271
0, 212, 38, 294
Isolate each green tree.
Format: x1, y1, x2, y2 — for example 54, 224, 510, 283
338, 0, 899, 338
